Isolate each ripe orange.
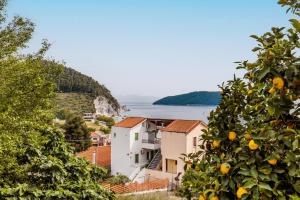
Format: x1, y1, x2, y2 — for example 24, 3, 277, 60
220, 163, 231, 175
236, 187, 248, 198
212, 140, 221, 149
273, 77, 284, 89
249, 140, 258, 150
268, 159, 277, 165
228, 131, 237, 141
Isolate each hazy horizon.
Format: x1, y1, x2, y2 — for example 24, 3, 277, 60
8, 0, 292, 97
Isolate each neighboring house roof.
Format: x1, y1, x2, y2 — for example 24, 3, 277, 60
162, 120, 201, 134
114, 117, 146, 128
76, 146, 111, 167
90, 132, 100, 138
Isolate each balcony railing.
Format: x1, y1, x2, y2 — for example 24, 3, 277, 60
142, 138, 160, 144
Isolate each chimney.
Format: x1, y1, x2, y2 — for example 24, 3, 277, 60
92, 151, 96, 164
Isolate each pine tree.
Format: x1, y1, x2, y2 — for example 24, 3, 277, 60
64, 114, 92, 152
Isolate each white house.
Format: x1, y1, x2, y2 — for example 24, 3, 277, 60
111, 117, 207, 183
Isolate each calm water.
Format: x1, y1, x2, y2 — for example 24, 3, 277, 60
120, 102, 216, 123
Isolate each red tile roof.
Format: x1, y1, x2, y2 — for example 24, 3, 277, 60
162, 120, 201, 134
76, 146, 111, 167
90, 132, 99, 138
114, 117, 146, 128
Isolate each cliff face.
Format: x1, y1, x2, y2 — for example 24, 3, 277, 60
94, 96, 120, 116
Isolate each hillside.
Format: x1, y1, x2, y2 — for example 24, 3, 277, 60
153, 91, 221, 106
55, 93, 95, 114
43, 60, 120, 115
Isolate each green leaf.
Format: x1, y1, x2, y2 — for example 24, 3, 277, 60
292, 139, 298, 151
250, 167, 258, 178
290, 19, 300, 32
243, 179, 257, 189
257, 66, 270, 81
274, 168, 285, 174
252, 47, 261, 52
239, 170, 251, 176
259, 165, 272, 175
258, 182, 273, 191
293, 180, 300, 193
267, 106, 275, 116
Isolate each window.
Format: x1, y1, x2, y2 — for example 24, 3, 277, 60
166, 159, 177, 174
193, 137, 197, 147
135, 132, 139, 141
113, 133, 116, 138
135, 154, 139, 164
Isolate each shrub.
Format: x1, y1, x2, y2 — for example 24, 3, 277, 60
107, 175, 130, 185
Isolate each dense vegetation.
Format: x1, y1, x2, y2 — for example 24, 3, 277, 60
97, 115, 115, 128
181, 1, 300, 199
153, 91, 221, 106
64, 114, 92, 152
55, 92, 96, 115
0, 0, 114, 199
106, 175, 130, 185
43, 60, 120, 115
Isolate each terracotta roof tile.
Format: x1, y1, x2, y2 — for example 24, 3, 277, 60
114, 117, 145, 128
162, 120, 201, 134
76, 146, 111, 167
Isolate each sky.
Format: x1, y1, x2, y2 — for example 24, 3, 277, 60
7, 0, 292, 98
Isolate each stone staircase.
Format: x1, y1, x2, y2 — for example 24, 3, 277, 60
148, 150, 162, 170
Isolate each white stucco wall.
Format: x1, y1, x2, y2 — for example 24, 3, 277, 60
111, 121, 149, 179
111, 126, 132, 177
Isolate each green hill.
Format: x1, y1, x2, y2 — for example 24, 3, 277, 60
55, 93, 96, 114
43, 60, 120, 115
153, 91, 221, 106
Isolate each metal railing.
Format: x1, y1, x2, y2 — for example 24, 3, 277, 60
147, 149, 161, 169
142, 138, 160, 144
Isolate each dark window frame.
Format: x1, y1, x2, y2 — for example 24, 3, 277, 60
135, 154, 139, 164
193, 137, 197, 147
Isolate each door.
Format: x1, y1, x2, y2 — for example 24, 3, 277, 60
166, 159, 177, 174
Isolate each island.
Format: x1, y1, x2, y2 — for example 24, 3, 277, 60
153, 91, 221, 106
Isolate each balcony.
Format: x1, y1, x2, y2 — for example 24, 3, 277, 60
141, 138, 160, 150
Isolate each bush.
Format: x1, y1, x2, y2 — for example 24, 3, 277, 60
97, 115, 115, 128
107, 175, 130, 185
100, 126, 111, 134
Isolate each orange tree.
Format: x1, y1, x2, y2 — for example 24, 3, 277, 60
180, 1, 300, 199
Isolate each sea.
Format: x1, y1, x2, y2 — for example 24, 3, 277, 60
120, 102, 216, 123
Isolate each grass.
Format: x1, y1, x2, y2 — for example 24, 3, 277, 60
55, 92, 95, 114
117, 192, 180, 200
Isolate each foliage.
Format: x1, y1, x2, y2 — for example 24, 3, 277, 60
43, 60, 120, 112
0, 0, 114, 199
55, 92, 96, 117
64, 114, 92, 152
107, 175, 130, 185
100, 126, 111, 134
153, 91, 221, 106
181, 1, 300, 199
117, 192, 170, 200
97, 115, 115, 128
